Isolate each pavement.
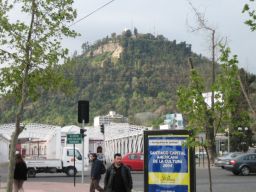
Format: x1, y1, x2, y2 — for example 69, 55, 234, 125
0, 161, 213, 192
0, 181, 90, 192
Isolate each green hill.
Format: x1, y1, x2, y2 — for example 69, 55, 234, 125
1, 30, 254, 127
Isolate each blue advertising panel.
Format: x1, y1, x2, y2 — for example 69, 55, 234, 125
144, 130, 195, 192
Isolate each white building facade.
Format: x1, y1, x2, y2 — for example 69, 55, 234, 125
93, 111, 128, 126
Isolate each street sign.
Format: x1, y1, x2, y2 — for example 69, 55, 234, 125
144, 130, 195, 192
67, 134, 82, 144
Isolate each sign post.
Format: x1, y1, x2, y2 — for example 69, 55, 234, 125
78, 100, 89, 184
82, 120, 85, 184
73, 143, 75, 187
144, 130, 195, 192
67, 134, 82, 187
67, 134, 82, 144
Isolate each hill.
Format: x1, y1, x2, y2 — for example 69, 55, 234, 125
1, 30, 254, 127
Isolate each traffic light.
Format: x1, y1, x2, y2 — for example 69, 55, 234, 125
80, 128, 87, 138
100, 124, 104, 134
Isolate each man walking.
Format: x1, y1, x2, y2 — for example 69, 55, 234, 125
104, 153, 133, 192
90, 153, 104, 192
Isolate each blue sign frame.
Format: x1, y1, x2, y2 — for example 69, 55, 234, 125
144, 130, 196, 192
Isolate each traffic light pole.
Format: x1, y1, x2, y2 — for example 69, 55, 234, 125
228, 127, 230, 153
81, 120, 85, 184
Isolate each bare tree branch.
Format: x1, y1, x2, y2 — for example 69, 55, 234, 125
237, 73, 256, 118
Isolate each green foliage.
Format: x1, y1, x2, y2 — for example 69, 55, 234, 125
177, 45, 248, 150
214, 45, 241, 125
0, 31, 255, 128
242, 0, 256, 31
215, 46, 251, 149
177, 69, 208, 136
0, 1, 79, 191
0, 0, 79, 103
150, 117, 164, 129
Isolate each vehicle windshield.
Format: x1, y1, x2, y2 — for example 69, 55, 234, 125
230, 153, 242, 158
67, 149, 82, 159
221, 152, 242, 158
247, 148, 256, 153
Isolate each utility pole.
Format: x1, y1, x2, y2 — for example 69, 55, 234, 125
80, 123, 87, 184
227, 128, 230, 153
82, 120, 85, 184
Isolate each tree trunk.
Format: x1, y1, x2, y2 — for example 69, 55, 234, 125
5, 0, 34, 186
6, 122, 21, 192
209, 29, 217, 164
205, 146, 213, 192
7, 130, 18, 192
237, 73, 256, 118
206, 111, 216, 164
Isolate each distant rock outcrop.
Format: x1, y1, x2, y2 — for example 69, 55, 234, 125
90, 42, 123, 59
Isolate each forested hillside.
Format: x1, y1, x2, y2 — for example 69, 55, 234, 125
0, 30, 255, 127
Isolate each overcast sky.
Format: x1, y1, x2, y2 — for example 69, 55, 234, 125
64, 0, 256, 74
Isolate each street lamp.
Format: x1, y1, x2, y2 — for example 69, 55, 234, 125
238, 127, 250, 152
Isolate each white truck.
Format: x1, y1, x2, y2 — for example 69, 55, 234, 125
25, 128, 85, 177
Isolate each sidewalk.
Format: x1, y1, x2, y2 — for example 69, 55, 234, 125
0, 181, 90, 192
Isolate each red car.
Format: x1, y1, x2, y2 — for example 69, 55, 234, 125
122, 152, 144, 171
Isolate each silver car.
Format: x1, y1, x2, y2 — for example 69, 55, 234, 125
215, 152, 243, 168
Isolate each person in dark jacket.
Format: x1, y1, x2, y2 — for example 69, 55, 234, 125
104, 153, 133, 192
90, 153, 104, 192
13, 153, 27, 192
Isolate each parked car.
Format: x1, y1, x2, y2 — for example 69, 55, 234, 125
215, 152, 243, 168
122, 152, 144, 171
247, 148, 256, 153
223, 153, 256, 175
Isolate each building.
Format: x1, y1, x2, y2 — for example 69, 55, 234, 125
93, 111, 128, 126
0, 123, 61, 163
0, 133, 10, 163
160, 113, 184, 130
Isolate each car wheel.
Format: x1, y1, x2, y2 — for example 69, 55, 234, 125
66, 167, 77, 177
232, 171, 239, 175
27, 168, 36, 178
240, 166, 250, 176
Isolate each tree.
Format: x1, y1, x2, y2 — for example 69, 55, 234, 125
187, 1, 219, 163
243, 0, 256, 31
0, 1, 79, 191
134, 27, 138, 38
177, 46, 241, 192
241, 0, 256, 118
81, 41, 90, 54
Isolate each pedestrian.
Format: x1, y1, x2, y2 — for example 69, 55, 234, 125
104, 153, 133, 192
90, 153, 105, 192
13, 153, 28, 192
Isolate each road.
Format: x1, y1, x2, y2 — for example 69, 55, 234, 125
1, 165, 256, 192
196, 167, 256, 192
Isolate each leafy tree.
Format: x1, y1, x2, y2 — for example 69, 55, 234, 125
81, 41, 90, 54
177, 46, 241, 192
243, 0, 256, 31
0, 0, 78, 191
124, 29, 132, 38
134, 27, 138, 38
242, 1, 256, 119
